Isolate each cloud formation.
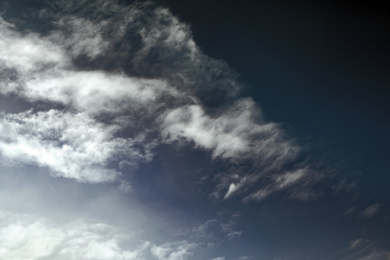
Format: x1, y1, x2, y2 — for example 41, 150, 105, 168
161, 99, 299, 162
151, 241, 197, 260
0, 109, 152, 182
1, 1, 387, 260
0, 0, 313, 199
0, 211, 198, 260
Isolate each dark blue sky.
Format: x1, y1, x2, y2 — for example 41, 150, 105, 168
153, 0, 390, 258
162, 0, 390, 201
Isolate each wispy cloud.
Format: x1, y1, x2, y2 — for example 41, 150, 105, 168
0, 0, 317, 200
151, 241, 197, 260
360, 203, 380, 218
1, 1, 385, 260
355, 250, 390, 260
161, 99, 299, 162
339, 237, 389, 260
190, 218, 242, 243
0, 109, 153, 182
349, 238, 369, 250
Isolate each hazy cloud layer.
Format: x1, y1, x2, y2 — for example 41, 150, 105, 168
0, 211, 199, 260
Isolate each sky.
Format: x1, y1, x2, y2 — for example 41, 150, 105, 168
0, 0, 389, 259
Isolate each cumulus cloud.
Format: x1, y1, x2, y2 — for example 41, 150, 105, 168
151, 241, 197, 260
0, 211, 199, 260
0, 211, 145, 260
0, 18, 65, 75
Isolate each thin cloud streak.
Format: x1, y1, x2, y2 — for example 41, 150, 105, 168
360, 203, 381, 218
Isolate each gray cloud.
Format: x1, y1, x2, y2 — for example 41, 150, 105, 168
0, 211, 145, 260
356, 250, 390, 260
188, 218, 242, 244
150, 241, 197, 260
0, 210, 200, 260
360, 203, 381, 218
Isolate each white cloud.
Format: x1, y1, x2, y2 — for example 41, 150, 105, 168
245, 187, 272, 202
150, 241, 197, 260
241, 168, 312, 202
224, 182, 242, 200
21, 69, 172, 115
0, 18, 66, 75
0, 211, 148, 260
0, 15, 176, 116
0, 1, 344, 260
41, 0, 242, 101
275, 168, 306, 189
0, 14, 172, 183
0, 210, 200, 260
160, 96, 313, 202
0, 110, 152, 183
0, 0, 315, 201
161, 99, 299, 164
49, 16, 110, 59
